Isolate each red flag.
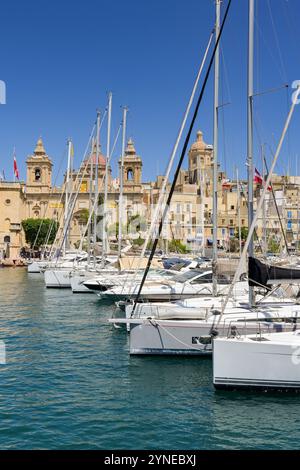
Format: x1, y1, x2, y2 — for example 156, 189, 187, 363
13, 155, 19, 180
254, 167, 272, 191
254, 168, 263, 184
221, 178, 231, 189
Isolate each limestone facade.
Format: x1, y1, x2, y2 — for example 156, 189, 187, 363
1, 130, 298, 259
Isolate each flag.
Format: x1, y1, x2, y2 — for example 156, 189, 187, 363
221, 178, 231, 189
254, 168, 263, 184
13, 153, 19, 180
2, 169, 5, 180
71, 142, 74, 157
254, 167, 272, 191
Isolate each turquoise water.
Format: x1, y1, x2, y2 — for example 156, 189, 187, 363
0, 268, 300, 450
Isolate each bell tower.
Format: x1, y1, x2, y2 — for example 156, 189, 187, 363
26, 138, 53, 191
119, 138, 142, 191
188, 130, 214, 185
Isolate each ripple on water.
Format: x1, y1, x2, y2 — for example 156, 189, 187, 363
0, 268, 300, 449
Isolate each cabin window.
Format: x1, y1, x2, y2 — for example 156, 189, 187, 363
191, 273, 212, 284
35, 168, 41, 181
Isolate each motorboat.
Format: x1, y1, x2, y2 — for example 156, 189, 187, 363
98, 269, 248, 302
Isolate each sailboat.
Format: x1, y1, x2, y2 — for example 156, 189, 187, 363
212, 0, 300, 390
44, 101, 121, 288
100, 269, 248, 302
70, 102, 127, 293
110, 0, 300, 356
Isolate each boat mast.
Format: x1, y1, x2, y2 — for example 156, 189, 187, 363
261, 144, 267, 255
236, 166, 242, 256
63, 138, 72, 255
212, 0, 221, 296
131, 0, 232, 314
199, 164, 205, 256
118, 106, 127, 259
102, 92, 112, 265
94, 111, 101, 268
87, 137, 95, 264
247, 0, 255, 306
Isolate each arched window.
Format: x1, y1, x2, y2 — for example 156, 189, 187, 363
127, 168, 134, 181
4, 235, 10, 243
35, 168, 41, 181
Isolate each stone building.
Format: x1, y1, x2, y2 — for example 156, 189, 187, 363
1, 129, 298, 260
0, 136, 146, 259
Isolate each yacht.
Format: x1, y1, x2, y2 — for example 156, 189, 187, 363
98, 269, 248, 302
213, 328, 300, 391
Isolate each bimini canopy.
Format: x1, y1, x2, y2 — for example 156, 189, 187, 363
248, 256, 300, 289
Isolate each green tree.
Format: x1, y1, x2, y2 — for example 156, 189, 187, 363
127, 214, 147, 234
75, 208, 89, 226
168, 239, 190, 254
132, 237, 145, 246
268, 237, 280, 254
22, 218, 59, 248
235, 226, 248, 241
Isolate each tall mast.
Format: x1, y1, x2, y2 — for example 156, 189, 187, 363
236, 166, 242, 256
247, 0, 255, 306
198, 163, 205, 256
64, 138, 72, 254
131, 0, 233, 313
212, 0, 221, 296
102, 92, 112, 264
261, 144, 267, 255
118, 106, 127, 258
94, 111, 101, 267
87, 137, 95, 264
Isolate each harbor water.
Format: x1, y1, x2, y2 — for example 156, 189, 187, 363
0, 268, 300, 450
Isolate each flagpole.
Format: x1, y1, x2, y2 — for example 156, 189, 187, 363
13, 146, 16, 183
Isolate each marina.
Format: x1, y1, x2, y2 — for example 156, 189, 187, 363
1, 267, 300, 450
2, 0, 300, 455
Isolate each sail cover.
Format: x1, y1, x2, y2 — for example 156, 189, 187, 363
249, 257, 300, 288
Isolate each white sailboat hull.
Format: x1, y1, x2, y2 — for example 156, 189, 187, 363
129, 318, 285, 355
100, 280, 248, 302
127, 302, 298, 355
27, 261, 48, 273
71, 274, 95, 293
213, 331, 300, 390
44, 269, 72, 288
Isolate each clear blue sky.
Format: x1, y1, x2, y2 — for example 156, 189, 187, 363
1, 0, 300, 183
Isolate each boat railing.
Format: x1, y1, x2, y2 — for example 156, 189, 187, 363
225, 316, 298, 340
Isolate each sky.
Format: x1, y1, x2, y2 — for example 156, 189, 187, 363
1, 0, 300, 184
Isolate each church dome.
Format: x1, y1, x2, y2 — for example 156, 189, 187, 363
85, 141, 106, 166
89, 152, 106, 166
189, 130, 211, 154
